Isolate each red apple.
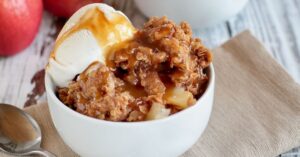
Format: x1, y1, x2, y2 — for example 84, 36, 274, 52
44, 0, 103, 18
0, 0, 43, 56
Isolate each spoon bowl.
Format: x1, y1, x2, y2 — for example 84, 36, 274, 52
0, 103, 55, 157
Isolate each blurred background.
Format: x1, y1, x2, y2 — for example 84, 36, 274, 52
0, 0, 299, 156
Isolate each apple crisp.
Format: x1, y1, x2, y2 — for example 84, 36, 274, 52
57, 17, 212, 122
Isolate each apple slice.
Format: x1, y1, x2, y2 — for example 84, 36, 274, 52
164, 86, 196, 109
146, 103, 171, 120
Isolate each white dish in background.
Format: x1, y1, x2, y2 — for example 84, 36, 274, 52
45, 65, 215, 157
134, 0, 249, 29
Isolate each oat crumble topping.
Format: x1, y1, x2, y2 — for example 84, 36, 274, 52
57, 17, 212, 122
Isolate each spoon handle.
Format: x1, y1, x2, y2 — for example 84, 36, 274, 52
19, 149, 56, 157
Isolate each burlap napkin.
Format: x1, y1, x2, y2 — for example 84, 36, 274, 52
1, 31, 299, 157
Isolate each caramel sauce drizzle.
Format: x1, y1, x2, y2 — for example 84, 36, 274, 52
51, 7, 136, 62
122, 83, 147, 98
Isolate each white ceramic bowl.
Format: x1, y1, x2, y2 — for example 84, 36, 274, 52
45, 65, 215, 157
134, 0, 249, 29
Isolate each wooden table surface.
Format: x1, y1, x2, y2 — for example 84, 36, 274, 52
0, 0, 299, 156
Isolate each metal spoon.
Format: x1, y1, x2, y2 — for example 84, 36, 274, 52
0, 103, 56, 157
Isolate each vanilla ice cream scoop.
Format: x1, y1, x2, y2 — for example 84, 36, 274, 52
47, 3, 136, 87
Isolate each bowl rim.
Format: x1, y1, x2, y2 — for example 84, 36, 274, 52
45, 64, 215, 126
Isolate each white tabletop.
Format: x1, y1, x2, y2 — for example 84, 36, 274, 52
0, 0, 298, 156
